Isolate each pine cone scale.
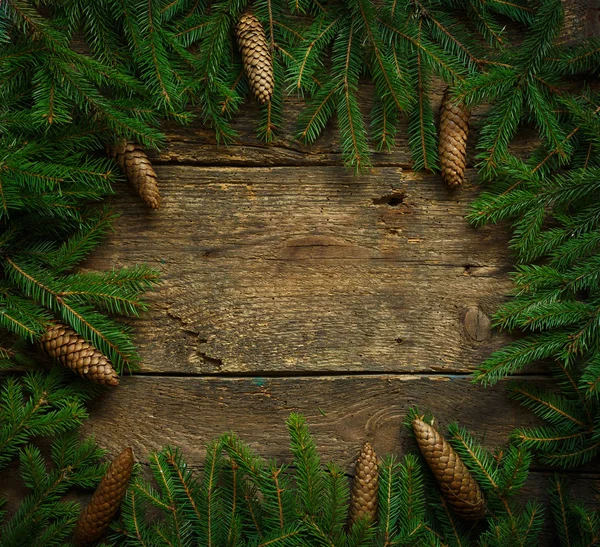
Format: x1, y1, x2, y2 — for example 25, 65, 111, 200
40, 323, 119, 386
109, 141, 161, 209
74, 447, 135, 545
413, 418, 485, 520
348, 441, 379, 527
235, 12, 274, 104
439, 88, 470, 188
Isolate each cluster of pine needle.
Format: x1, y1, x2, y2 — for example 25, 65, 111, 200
109, 413, 598, 546
463, 0, 600, 468
0, 1, 167, 542
0, 0, 169, 379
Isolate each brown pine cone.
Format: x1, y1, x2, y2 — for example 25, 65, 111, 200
348, 442, 379, 528
109, 141, 161, 209
413, 418, 485, 520
73, 447, 135, 545
40, 323, 119, 386
235, 11, 274, 104
439, 88, 470, 188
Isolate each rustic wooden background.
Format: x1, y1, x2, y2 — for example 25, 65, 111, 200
78, 0, 600, 527
3, 1, 600, 539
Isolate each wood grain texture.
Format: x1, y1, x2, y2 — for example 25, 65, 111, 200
80, 375, 554, 467
150, 4, 597, 169
153, 85, 539, 169
85, 166, 514, 375
2, 374, 598, 535
75, 373, 600, 533
563, 0, 600, 40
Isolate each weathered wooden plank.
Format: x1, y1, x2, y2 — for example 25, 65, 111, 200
1, 374, 597, 546
103, 166, 512, 267
563, 0, 600, 40
82, 375, 543, 468
154, 85, 538, 168
152, 1, 598, 169
73, 371, 600, 540
130, 268, 511, 374
84, 166, 515, 374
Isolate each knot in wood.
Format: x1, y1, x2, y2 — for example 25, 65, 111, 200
464, 306, 491, 342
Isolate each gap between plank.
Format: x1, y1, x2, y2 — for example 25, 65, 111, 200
152, 159, 417, 169
128, 370, 548, 380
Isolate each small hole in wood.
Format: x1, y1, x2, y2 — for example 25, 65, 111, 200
463, 264, 480, 275
372, 191, 406, 207
395, 337, 403, 344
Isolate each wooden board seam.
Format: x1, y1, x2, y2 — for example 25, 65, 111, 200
126, 371, 550, 381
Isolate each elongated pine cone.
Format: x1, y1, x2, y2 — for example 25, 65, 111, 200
73, 447, 134, 545
235, 11, 274, 104
348, 442, 379, 527
40, 323, 119, 386
439, 88, 470, 188
109, 141, 160, 209
413, 418, 485, 520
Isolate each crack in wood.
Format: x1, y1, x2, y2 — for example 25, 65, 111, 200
196, 349, 224, 370
166, 307, 200, 336
165, 308, 225, 370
